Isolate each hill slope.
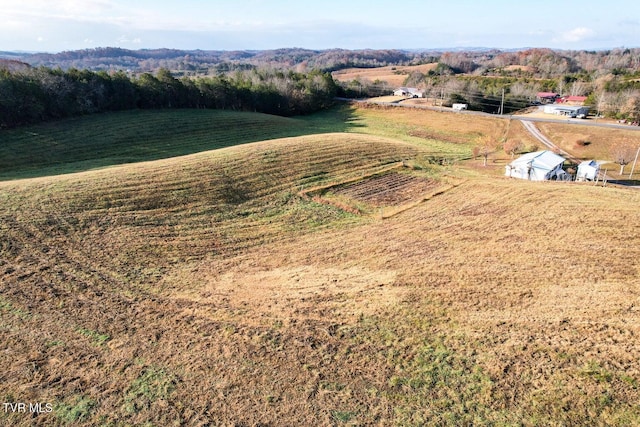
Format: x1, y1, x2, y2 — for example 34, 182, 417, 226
1, 128, 640, 425
0, 109, 346, 180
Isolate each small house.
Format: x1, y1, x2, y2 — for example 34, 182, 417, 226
559, 95, 587, 105
505, 150, 567, 181
536, 92, 559, 104
393, 87, 423, 98
576, 160, 600, 181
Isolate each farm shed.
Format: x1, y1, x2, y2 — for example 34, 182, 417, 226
505, 150, 567, 181
576, 160, 600, 181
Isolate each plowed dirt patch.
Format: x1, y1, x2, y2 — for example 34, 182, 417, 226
329, 172, 439, 207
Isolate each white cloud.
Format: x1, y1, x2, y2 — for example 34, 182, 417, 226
15, 0, 116, 15
0, 0, 126, 29
118, 35, 142, 44
556, 27, 595, 43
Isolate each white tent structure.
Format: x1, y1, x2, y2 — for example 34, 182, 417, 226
505, 150, 567, 181
576, 160, 600, 181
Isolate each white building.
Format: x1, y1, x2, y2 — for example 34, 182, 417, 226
393, 87, 424, 98
576, 160, 600, 181
543, 105, 590, 118
505, 150, 567, 181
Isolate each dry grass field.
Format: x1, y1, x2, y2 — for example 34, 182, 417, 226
504, 65, 535, 73
536, 122, 640, 173
346, 103, 542, 160
332, 64, 439, 87
1, 105, 640, 426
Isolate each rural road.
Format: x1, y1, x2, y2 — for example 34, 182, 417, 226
519, 120, 580, 163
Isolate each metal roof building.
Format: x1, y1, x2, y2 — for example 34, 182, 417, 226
505, 150, 567, 181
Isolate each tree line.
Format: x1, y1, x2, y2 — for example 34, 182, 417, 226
0, 64, 338, 129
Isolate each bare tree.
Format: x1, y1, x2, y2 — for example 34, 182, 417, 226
589, 90, 609, 119
503, 139, 524, 159
620, 91, 640, 122
569, 80, 590, 96
611, 142, 636, 174
475, 136, 497, 166
509, 82, 537, 99
557, 78, 565, 97
610, 91, 633, 118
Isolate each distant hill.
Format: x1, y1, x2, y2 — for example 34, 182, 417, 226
5, 46, 639, 78
0, 59, 31, 72
0, 51, 30, 59
6, 47, 428, 73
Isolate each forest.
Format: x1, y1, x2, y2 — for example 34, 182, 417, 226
0, 64, 337, 129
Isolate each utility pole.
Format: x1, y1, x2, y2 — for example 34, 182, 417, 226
500, 88, 505, 115
629, 145, 640, 179
595, 91, 605, 123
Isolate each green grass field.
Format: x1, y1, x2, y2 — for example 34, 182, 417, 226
1, 106, 640, 426
0, 105, 486, 180
0, 108, 354, 180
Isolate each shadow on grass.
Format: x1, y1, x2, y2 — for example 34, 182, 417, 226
607, 179, 640, 187
0, 105, 362, 181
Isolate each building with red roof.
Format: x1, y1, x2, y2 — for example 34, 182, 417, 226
536, 92, 559, 104
558, 95, 588, 105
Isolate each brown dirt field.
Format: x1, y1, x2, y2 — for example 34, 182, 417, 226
131, 176, 640, 424
363, 95, 408, 103
2, 110, 640, 425
326, 172, 439, 207
504, 65, 535, 73
399, 97, 439, 106
332, 63, 438, 86
171, 265, 401, 325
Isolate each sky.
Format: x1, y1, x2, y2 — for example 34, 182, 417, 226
1, 0, 639, 53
